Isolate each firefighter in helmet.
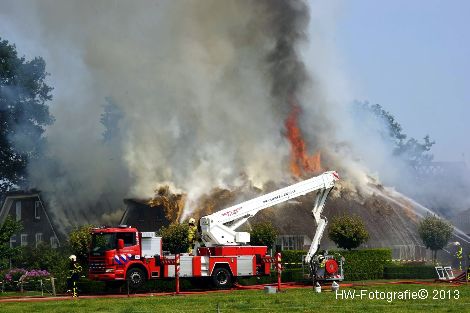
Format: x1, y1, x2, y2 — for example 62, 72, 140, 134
188, 218, 198, 254
67, 255, 82, 297
455, 242, 463, 271
312, 254, 326, 284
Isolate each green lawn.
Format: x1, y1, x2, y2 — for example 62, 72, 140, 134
2, 283, 469, 313
0, 290, 44, 297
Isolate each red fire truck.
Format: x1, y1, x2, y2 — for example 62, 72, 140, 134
88, 171, 342, 289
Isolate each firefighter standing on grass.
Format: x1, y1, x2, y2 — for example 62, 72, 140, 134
67, 255, 82, 297
188, 218, 198, 254
455, 242, 463, 271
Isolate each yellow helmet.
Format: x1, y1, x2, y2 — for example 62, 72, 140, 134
189, 218, 196, 225
69, 255, 77, 262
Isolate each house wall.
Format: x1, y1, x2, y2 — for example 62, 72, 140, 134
8, 197, 59, 248
452, 209, 470, 234
275, 235, 310, 251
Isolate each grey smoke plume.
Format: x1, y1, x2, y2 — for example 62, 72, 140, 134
0, 0, 323, 230
263, 0, 309, 111
1, 0, 467, 234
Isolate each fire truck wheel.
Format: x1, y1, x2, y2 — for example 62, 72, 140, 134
211, 267, 232, 289
126, 267, 146, 289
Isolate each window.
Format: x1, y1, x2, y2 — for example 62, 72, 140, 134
50, 237, 59, 249
35, 233, 43, 247
90, 232, 135, 256
34, 201, 41, 220
275, 235, 305, 251
10, 235, 17, 248
15, 201, 21, 221
116, 232, 136, 247
20, 234, 28, 247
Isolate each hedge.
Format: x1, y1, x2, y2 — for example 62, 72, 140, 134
78, 277, 202, 294
383, 264, 436, 279
281, 250, 306, 269
279, 249, 393, 281
332, 248, 392, 281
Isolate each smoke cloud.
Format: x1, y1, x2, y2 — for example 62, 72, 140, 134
1, 0, 467, 234
0, 1, 315, 230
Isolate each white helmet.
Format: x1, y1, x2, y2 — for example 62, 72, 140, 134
69, 255, 77, 261
189, 218, 195, 225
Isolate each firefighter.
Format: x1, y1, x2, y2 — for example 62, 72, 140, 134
312, 254, 326, 285
188, 218, 198, 254
467, 251, 470, 282
67, 255, 82, 297
455, 242, 463, 271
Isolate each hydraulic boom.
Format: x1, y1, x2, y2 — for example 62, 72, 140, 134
199, 171, 339, 264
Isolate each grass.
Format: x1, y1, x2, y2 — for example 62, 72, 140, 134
0, 290, 44, 297
1, 283, 469, 313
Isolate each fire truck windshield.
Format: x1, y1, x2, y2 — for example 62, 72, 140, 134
91, 233, 116, 256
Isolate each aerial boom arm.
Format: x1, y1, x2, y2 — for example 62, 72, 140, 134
200, 171, 339, 248
304, 186, 334, 264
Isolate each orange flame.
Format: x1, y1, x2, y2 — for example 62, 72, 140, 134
285, 102, 322, 177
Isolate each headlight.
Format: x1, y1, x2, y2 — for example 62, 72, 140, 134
105, 268, 115, 273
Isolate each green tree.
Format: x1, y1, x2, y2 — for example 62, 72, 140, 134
13, 243, 65, 270
0, 38, 53, 193
328, 215, 369, 250
355, 102, 434, 165
100, 97, 123, 143
158, 223, 190, 254
250, 222, 278, 250
0, 215, 22, 269
68, 225, 93, 265
418, 215, 453, 263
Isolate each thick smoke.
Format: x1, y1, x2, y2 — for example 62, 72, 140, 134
263, 0, 309, 112
0, 0, 322, 230
1, 0, 467, 234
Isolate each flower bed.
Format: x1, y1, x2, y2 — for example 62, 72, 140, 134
1, 268, 51, 291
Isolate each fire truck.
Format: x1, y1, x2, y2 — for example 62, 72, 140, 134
88, 171, 343, 289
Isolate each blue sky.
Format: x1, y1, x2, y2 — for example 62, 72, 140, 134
333, 0, 470, 162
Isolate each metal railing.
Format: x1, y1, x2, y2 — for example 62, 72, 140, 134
0, 277, 57, 296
